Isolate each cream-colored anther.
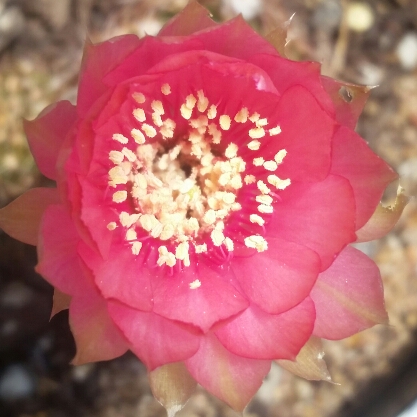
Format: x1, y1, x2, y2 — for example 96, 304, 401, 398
176, 241, 189, 261
159, 224, 175, 241
244, 175, 256, 184
247, 140, 261, 150
244, 235, 268, 252
112, 133, 129, 144
256, 118, 268, 127
267, 175, 291, 190
208, 123, 221, 144
113, 190, 127, 203
180, 104, 193, 120
122, 148, 137, 162
185, 94, 197, 109
142, 124, 157, 138
189, 279, 201, 289
139, 213, 159, 232
249, 112, 260, 122
258, 204, 274, 214
263, 160, 278, 171
230, 175, 243, 189
207, 104, 217, 119
269, 125, 282, 136
133, 108, 146, 122
134, 173, 147, 189
234, 107, 248, 123
224, 237, 234, 252
132, 92, 145, 104
107, 222, 117, 230
250, 214, 265, 226
161, 84, 171, 95
150, 221, 164, 238
151, 100, 164, 115
257, 180, 271, 194
109, 166, 128, 186
131, 128, 146, 144
274, 149, 287, 164
126, 229, 137, 241
256, 194, 273, 205
249, 127, 265, 139
203, 209, 216, 225
195, 243, 207, 253
211, 229, 225, 246
219, 115, 231, 130
253, 157, 265, 166
222, 192, 236, 204
131, 241, 142, 255
157, 246, 176, 267
225, 143, 238, 159
109, 150, 124, 164
197, 90, 209, 112
152, 113, 163, 127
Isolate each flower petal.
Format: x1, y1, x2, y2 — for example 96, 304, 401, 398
321, 76, 371, 129
50, 289, 71, 318
152, 261, 248, 332
185, 333, 271, 411
215, 297, 315, 360
330, 126, 398, 229
247, 85, 335, 182
311, 246, 388, 340
277, 336, 331, 381
158, 0, 217, 37
356, 186, 409, 242
231, 237, 320, 314
149, 362, 197, 417
78, 242, 153, 313
77, 35, 141, 116
70, 288, 128, 365
108, 301, 201, 370
267, 175, 356, 271
23, 101, 77, 180
0, 187, 60, 245
36, 204, 92, 296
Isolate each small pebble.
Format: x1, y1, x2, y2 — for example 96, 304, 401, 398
226, 0, 262, 20
0, 365, 35, 401
396, 32, 417, 71
346, 2, 374, 32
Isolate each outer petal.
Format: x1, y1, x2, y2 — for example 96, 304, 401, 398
149, 362, 197, 417
78, 242, 153, 313
152, 261, 248, 332
231, 237, 320, 314
36, 204, 92, 296
311, 246, 388, 340
264, 25, 288, 56
23, 101, 77, 180
246, 85, 335, 182
356, 186, 409, 242
50, 289, 71, 318
0, 187, 60, 245
185, 333, 271, 411
70, 287, 128, 365
215, 297, 315, 360
158, 0, 217, 37
330, 126, 398, 229
277, 336, 331, 381
108, 301, 201, 370
267, 175, 357, 271
321, 76, 371, 129
77, 35, 141, 116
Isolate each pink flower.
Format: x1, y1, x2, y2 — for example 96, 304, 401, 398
0, 1, 407, 414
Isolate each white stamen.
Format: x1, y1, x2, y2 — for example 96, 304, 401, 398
112, 133, 129, 144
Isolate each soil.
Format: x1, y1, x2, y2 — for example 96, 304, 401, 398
0, 1, 416, 417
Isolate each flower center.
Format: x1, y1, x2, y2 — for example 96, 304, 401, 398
105, 83, 291, 268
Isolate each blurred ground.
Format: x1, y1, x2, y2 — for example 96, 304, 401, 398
0, 0, 417, 417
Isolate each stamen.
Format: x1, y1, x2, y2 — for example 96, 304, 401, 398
113, 190, 127, 203
274, 149, 287, 164
256, 195, 273, 205
269, 125, 282, 136
244, 175, 256, 184
197, 90, 209, 112
107, 222, 117, 230
250, 214, 265, 226
142, 124, 157, 138
247, 140, 261, 150
189, 279, 201, 289
244, 235, 268, 252
207, 104, 217, 120
225, 143, 238, 159
211, 229, 225, 246
131, 128, 146, 144
133, 108, 146, 122
131, 241, 143, 255
219, 115, 231, 130
112, 133, 129, 144
263, 160, 278, 171
132, 92, 146, 104
161, 84, 171, 95
253, 157, 265, 166
234, 107, 248, 123
258, 204, 274, 214
249, 127, 265, 139
109, 150, 124, 164
267, 175, 291, 190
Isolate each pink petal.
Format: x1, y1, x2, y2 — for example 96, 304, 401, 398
185, 333, 271, 411
215, 297, 315, 360
158, 0, 217, 36
153, 261, 248, 332
70, 287, 128, 365
36, 204, 92, 296
77, 35, 141, 116
311, 246, 388, 340
149, 362, 197, 417
267, 175, 356, 271
250, 54, 335, 117
321, 76, 371, 129
247, 85, 335, 182
231, 237, 320, 314
330, 126, 398, 229
23, 101, 77, 180
191, 15, 278, 60
277, 336, 331, 381
0, 187, 60, 245
78, 241, 153, 313
50, 289, 71, 318
356, 186, 409, 242
108, 301, 201, 370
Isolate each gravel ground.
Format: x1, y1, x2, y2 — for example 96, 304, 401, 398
0, 1, 416, 417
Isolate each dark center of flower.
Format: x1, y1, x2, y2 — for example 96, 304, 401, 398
105, 83, 291, 269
